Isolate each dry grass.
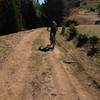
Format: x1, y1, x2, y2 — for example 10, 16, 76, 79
96, 56, 100, 64
57, 30, 100, 95
76, 25, 100, 38
80, 0, 100, 9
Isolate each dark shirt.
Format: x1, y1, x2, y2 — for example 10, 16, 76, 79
51, 21, 57, 31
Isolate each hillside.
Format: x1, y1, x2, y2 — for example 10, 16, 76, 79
80, 0, 100, 9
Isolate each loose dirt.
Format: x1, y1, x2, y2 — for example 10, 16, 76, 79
0, 28, 99, 100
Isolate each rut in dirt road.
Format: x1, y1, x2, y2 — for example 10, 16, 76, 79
0, 29, 42, 100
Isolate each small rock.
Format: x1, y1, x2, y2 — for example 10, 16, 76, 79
51, 93, 57, 97
88, 82, 91, 87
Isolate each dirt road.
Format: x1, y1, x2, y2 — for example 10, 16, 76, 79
0, 29, 99, 100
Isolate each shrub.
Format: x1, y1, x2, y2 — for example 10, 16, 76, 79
87, 48, 98, 56
93, 80, 100, 89
83, 2, 87, 6
89, 36, 99, 48
97, 3, 100, 11
67, 24, 78, 41
97, 3, 100, 16
87, 36, 99, 56
77, 34, 88, 47
65, 19, 78, 27
61, 25, 66, 36
90, 8, 95, 12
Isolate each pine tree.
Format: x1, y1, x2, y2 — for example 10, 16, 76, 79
42, 0, 70, 25
0, 0, 40, 34
20, 0, 38, 29
0, 0, 23, 34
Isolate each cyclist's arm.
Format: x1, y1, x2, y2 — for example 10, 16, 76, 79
56, 26, 58, 31
47, 27, 49, 31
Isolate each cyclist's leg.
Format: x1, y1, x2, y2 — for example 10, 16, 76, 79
52, 31, 56, 48
50, 31, 53, 45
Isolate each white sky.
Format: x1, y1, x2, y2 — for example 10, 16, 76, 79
39, 0, 44, 4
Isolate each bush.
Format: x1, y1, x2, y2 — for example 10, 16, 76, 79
90, 8, 95, 12
97, 3, 100, 16
65, 19, 78, 27
87, 48, 98, 56
89, 36, 99, 48
83, 2, 87, 6
67, 24, 78, 41
77, 34, 88, 47
87, 36, 99, 56
97, 3, 100, 11
61, 25, 66, 36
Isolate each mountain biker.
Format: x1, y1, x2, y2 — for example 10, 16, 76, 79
48, 21, 58, 49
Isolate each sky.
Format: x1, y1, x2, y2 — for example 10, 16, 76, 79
39, 0, 44, 4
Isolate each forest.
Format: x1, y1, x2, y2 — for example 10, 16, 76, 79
0, 0, 80, 35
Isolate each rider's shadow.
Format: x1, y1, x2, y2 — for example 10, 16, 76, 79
38, 44, 54, 52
